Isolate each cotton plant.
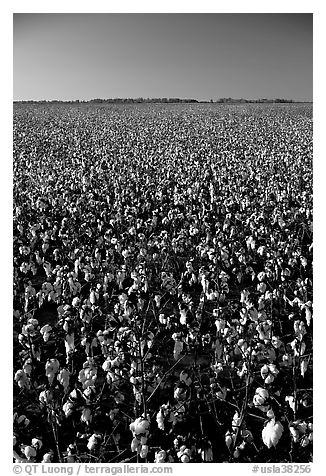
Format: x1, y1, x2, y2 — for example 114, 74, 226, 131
289, 420, 312, 446
294, 320, 307, 340
154, 449, 166, 463
179, 370, 192, 386
232, 411, 241, 431
40, 324, 52, 342
172, 332, 184, 360
176, 445, 191, 462
23, 445, 37, 460
129, 416, 150, 458
57, 368, 70, 392
78, 359, 97, 389
303, 301, 312, 326
14, 413, 30, 428
87, 433, 102, 451
156, 404, 176, 430
44, 358, 60, 385
285, 395, 296, 413
63, 400, 74, 418
253, 387, 270, 412
81, 406, 92, 424
14, 369, 31, 390
39, 389, 53, 406
64, 334, 75, 362
256, 321, 272, 342
237, 361, 249, 379
271, 335, 283, 349
65, 444, 76, 463
262, 418, 284, 448
215, 317, 226, 332
21, 318, 39, 337
31, 437, 43, 450
42, 450, 54, 463
225, 430, 236, 450
22, 358, 32, 376
290, 338, 306, 357
81, 335, 98, 356
260, 363, 279, 384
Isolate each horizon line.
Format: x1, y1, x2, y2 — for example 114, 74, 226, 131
13, 97, 313, 103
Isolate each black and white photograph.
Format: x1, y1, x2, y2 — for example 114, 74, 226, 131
11, 5, 315, 469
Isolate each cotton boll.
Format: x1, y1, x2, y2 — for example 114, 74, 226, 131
17, 414, 30, 426
15, 369, 30, 389
57, 368, 70, 391
266, 409, 275, 419
262, 419, 284, 448
42, 452, 53, 462
39, 390, 53, 405
232, 411, 241, 431
300, 359, 309, 377
225, 431, 234, 449
40, 324, 52, 342
215, 318, 226, 332
253, 387, 269, 411
289, 426, 300, 443
155, 449, 166, 463
260, 364, 269, 380
285, 396, 296, 412
63, 401, 74, 417
233, 447, 241, 459
140, 445, 148, 458
87, 434, 99, 451
31, 438, 43, 449
180, 370, 192, 386
265, 374, 275, 384
24, 445, 37, 460
156, 409, 164, 430
135, 418, 150, 435
72, 297, 80, 308
131, 437, 140, 452
173, 340, 183, 360
81, 407, 92, 423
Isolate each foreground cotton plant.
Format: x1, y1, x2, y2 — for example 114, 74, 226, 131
262, 418, 284, 448
172, 332, 183, 360
87, 433, 102, 451
156, 404, 176, 430
154, 449, 166, 463
260, 363, 279, 384
253, 387, 270, 412
289, 420, 312, 446
14, 369, 30, 390
177, 445, 191, 462
23, 445, 37, 460
42, 451, 53, 463
129, 416, 150, 458
31, 438, 43, 450
285, 395, 296, 413
225, 430, 236, 450
57, 368, 70, 392
78, 359, 97, 389
232, 411, 241, 431
40, 324, 52, 342
45, 358, 60, 385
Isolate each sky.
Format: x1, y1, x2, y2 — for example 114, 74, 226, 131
13, 13, 313, 102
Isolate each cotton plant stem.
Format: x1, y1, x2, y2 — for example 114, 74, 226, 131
50, 415, 62, 463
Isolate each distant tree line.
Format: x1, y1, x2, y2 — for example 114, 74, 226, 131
14, 97, 308, 104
